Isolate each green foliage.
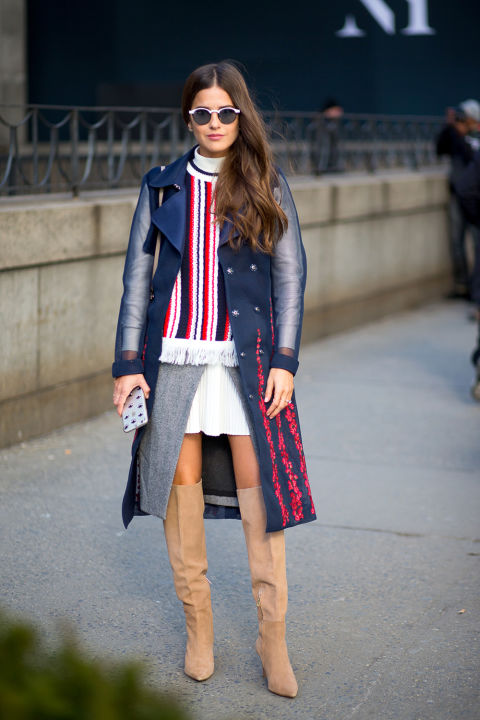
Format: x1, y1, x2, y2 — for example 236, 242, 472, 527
0, 610, 188, 720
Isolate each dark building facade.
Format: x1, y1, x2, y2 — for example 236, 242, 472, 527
27, 0, 478, 115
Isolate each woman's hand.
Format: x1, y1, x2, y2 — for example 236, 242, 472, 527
264, 368, 294, 419
113, 374, 151, 416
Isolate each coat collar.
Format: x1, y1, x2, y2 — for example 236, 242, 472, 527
148, 147, 193, 254
149, 144, 237, 252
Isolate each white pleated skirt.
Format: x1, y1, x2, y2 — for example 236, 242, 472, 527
184, 363, 250, 436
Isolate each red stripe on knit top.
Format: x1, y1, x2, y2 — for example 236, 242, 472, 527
223, 314, 231, 341
185, 173, 197, 339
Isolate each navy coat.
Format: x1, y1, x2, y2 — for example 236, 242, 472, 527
112, 146, 316, 532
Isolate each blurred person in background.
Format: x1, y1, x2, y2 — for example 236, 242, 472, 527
455, 150, 480, 400
437, 99, 480, 300
312, 97, 344, 175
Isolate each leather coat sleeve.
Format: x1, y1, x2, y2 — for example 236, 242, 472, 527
112, 176, 155, 378
270, 172, 307, 376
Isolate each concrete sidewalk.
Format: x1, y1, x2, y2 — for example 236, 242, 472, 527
1, 301, 479, 720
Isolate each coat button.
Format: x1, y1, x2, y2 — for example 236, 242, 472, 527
240, 351, 246, 358
250, 263, 258, 271
248, 393, 254, 400
173, 183, 181, 191
227, 267, 234, 274
232, 309, 240, 317
254, 306, 261, 313
259, 348, 264, 355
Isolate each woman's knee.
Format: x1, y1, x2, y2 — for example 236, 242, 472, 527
173, 465, 202, 486
228, 434, 261, 489
173, 433, 202, 486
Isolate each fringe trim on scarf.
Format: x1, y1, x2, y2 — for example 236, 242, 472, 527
159, 337, 238, 367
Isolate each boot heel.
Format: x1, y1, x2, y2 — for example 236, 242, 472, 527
255, 636, 266, 676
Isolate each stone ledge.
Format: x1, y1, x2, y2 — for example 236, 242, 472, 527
385, 174, 431, 212
332, 178, 385, 221
290, 183, 333, 225
0, 256, 123, 402
1, 172, 448, 270
290, 171, 448, 225
0, 370, 113, 449
0, 195, 136, 270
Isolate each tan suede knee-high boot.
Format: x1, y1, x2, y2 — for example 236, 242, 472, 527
237, 486, 298, 698
163, 480, 214, 681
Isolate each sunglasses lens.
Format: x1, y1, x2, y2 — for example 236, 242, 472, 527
218, 108, 237, 124
191, 108, 239, 125
192, 109, 210, 125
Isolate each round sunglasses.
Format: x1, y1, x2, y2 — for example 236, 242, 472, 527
189, 106, 241, 126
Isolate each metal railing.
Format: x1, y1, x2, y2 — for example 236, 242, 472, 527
0, 104, 446, 196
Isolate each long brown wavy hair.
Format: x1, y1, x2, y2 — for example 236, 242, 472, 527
181, 62, 287, 254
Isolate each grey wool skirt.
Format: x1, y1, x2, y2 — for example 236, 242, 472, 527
137, 362, 258, 521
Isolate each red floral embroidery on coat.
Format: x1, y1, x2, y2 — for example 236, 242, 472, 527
256, 330, 289, 527
269, 299, 275, 346
276, 415, 304, 522
285, 404, 315, 515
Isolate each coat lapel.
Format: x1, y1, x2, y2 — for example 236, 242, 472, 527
151, 188, 186, 255
219, 220, 231, 248
219, 216, 241, 247
148, 148, 242, 254
149, 146, 240, 253
149, 147, 193, 255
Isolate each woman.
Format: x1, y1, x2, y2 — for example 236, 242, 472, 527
112, 61, 316, 698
